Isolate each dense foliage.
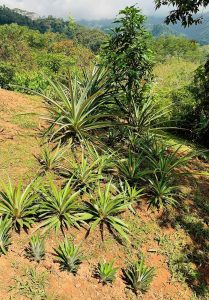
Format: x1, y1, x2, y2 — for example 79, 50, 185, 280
151, 35, 204, 62
102, 6, 153, 117
155, 0, 209, 26
0, 5, 107, 53
0, 23, 94, 91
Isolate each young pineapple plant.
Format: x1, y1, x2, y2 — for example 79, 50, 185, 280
0, 179, 38, 231
39, 142, 66, 173
147, 145, 194, 181
0, 217, 11, 255
54, 239, 83, 274
145, 144, 194, 209
96, 261, 117, 285
82, 181, 130, 242
148, 176, 177, 208
117, 152, 148, 185
119, 181, 144, 214
26, 233, 45, 262
66, 151, 103, 189
124, 257, 155, 294
43, 67, 113, 144
39, 178, 85, 233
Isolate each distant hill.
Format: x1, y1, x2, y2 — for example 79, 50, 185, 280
79, 15, 209, 45
1, 4, 208, 47
0, 6, 107, 53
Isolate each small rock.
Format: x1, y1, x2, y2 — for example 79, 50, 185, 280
43, 261, 52, 270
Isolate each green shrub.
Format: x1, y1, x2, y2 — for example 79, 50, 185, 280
0, 62, 14, 88
13, 71, 51, 93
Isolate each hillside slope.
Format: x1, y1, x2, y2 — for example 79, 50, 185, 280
0, 89, 43, 182
0, 89, 208, 299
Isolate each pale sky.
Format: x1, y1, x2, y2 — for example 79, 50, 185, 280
0, 0, 171, 19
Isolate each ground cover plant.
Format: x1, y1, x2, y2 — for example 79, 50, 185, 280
0, 4, 208, 300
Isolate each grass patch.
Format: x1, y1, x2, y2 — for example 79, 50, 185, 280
12, 113, 37, 129
9, 267, 55, 300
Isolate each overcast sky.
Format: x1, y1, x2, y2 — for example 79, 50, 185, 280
0, 0, 171, 19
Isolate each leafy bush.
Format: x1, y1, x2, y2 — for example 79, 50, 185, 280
54, 239, 83, 274
26, 233, 45, 262
96, 261, 117, 284
188, 59, 209, 146
13, 71, 51, 93
101, 6, 153, 114
0, 23, 94, 93
0, 217, 11, 255
124, 257, 155, 294
0, 180, 38, 231
151, 36, 204, 63
0, 62, 14, 88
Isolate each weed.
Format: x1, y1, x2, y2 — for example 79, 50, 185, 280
10, 267, 49, 300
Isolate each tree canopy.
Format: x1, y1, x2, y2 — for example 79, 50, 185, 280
155, 0, 209, 26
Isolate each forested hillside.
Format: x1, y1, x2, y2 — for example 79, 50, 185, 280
80, 14, 209, 45
0, 5, 107, 53
0, 24, 94, 91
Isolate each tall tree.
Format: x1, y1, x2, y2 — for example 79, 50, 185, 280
101, 6, 153, 115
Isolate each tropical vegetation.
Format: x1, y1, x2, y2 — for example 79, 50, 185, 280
0, 2, 208, 299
